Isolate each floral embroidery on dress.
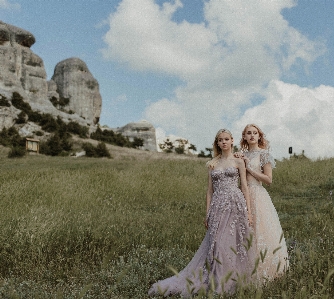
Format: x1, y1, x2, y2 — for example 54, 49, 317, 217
149, 165, 254, 297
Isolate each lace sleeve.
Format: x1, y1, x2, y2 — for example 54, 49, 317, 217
260, 150, 276, 169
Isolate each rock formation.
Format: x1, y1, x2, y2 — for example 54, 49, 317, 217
0, 21, 159, 152
0, 21, 48, 105
0, 21, 101, 134
113, 120, 157, 151
50, 58, 102, 125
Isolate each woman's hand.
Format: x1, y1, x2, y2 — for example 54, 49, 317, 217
243, 157, 251, 170
234, 151, 244, 158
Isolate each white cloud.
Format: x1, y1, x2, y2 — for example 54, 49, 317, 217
102, 0, 327, 158
102, 0, 218, 79
233, 81, 334, 159
0, 0, 20, 9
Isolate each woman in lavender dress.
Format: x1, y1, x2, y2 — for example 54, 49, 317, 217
239, 124, 289, 285
149, 129, 254, 297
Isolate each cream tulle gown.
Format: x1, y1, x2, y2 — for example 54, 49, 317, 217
243, 149, 289, 284
148, 167, 254, 297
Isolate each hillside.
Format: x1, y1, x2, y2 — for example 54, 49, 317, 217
0, 152, 333, 298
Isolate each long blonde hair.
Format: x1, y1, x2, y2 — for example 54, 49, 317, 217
240, 124, 269, 151
206, 129, 233, 169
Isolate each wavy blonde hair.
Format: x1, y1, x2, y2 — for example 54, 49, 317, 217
206, 129, 233, 169
239, 124, 269, 151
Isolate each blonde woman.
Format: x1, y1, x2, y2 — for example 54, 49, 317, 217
149, 129, 254, 297
238, 124, 289, 284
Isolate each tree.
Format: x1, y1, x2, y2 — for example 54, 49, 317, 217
205, 148, 213, 158
189, 144, 197, 151
198, 148, 213, 158
159, 138, 174, 153
132, 137, 144, 149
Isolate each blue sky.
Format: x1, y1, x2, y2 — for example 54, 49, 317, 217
1, 0, 334, 158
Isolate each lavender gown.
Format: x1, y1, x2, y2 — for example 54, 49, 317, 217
148, 167, 254, 297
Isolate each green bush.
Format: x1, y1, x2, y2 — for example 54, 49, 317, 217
67, 121, 89, 138
15, 111, 27, 124
198, 147, 213, 158
35, 131, 44, 136
40, 133, 72, 156
90, 127, 142, 148
0, 94, 10, 107
11, 92, 32, 113
82, 142, 96, 157
95, 142, 111, 158
82, 142, 111, 158
50, 96, 70, 109
8, 146, 26, 158
175, 145, 185, 154
132, 137, 144, 149
0, 127, 26, 148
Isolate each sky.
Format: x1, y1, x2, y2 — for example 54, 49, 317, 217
1, 0, 334, 159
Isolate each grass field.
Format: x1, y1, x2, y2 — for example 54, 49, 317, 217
0, 144, 333, 298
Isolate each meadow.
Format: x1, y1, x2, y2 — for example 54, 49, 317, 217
0, 144, 333, 298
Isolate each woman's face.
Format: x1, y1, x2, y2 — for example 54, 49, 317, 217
244, 126, 260, 145
217, 132, 233, 151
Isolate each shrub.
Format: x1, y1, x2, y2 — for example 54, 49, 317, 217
28, 111, 43, 123
50, 96, 70, 109
67, 121, 89, 138
175, 145, 185, 154
90, 127, 132, 147
58, 97, 70, 107
0, 127, 25, 148
39, 133, 72, 156
8, 146, 26, 158
82, 142, 96, 157
11, 92, 32, 113
95, 142, 111, 158
16, 111, 27, 124
159, 138, 174, 153
82, 142, 111, 158
0, 127, 26, 156
131, 137, 144, 149
0, 95, 10, 107
39, 114, 59, 132
35, 131, 44, 136
198, 147, 213, 158
49, 96, 58, 106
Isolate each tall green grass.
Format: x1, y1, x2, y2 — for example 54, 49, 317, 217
0, 151, 333, 298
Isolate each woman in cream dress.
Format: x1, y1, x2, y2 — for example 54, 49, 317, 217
239, 124, 289, 285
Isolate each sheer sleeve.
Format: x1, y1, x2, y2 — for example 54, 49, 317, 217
260, 150, 276, 169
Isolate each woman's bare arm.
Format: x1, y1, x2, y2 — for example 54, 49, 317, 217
236, 159, 253, 226
244, 157, 272, 185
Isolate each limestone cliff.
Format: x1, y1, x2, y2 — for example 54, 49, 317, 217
0, 21, 101, 134
51, 58, 102, 125
0, 21, 48, 105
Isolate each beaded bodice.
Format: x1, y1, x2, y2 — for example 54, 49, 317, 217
211, 167, 239, 192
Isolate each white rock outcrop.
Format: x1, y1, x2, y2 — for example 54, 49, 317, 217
0, 21, 48, 105
0, 21, 102, 135
51, 58, 102, 125
113, 120, 157, 151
